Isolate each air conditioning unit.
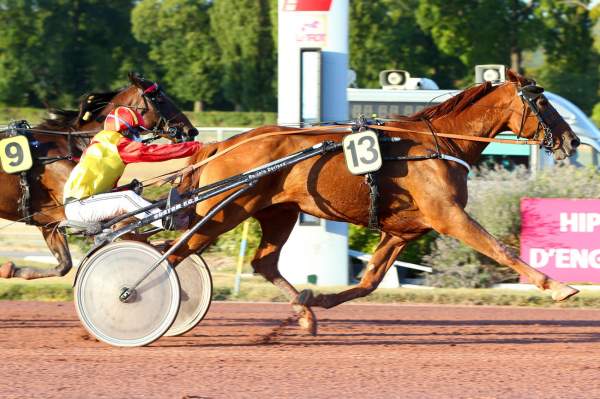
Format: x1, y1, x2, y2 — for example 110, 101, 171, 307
475, 64, 506, 84
379, 70, 439, 90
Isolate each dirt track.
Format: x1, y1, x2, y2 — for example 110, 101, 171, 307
0, 301, 599, 399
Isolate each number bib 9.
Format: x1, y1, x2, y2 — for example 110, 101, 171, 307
342, 130, 382, 175
0, 136, 33, 174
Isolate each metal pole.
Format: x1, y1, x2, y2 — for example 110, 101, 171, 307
119, 184, 253, 302
233, 220, 250, 295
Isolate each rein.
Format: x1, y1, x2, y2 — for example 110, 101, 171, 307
142, 121, 542, 186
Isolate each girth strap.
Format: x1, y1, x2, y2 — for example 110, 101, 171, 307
365, 172, 380, 231
18, 171, 33, 225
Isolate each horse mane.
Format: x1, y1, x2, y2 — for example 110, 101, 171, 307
35, 90, 120, 154
37, 90, 120, 132
400, 81, 495, 121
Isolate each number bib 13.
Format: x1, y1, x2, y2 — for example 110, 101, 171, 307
342, 130, 382, 175
0, 135, 33, 174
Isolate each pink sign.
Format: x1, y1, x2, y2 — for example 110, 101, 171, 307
520, 198, 600, 283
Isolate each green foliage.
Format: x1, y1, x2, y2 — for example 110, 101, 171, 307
209, 219, 262, 262
0, 0, 147, 108
424, 236, 514, 288
0, 0, 597, 124
592, 102, 600, 127
350, 0, 465, 89
416, 0, 540, 73
132, 0, 220, 106
348, 224, 437, 264
531, 1, 599, 114
209, 0, 276, 111
426, 165, 600, 288
0, 0, 47, 106
348, 224, 380, 253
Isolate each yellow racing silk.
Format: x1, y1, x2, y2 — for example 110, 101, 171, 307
63, 130, 126, 201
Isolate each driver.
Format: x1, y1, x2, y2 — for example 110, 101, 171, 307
63, 106, 200, 231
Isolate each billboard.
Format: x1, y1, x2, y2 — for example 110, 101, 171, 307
520, 198, 600, 283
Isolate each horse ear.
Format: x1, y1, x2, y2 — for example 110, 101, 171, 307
506, 68, 519, 83
128, 71, 143, 86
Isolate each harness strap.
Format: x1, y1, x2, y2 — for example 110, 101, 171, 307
369, 124, 541, 145
440, 154, 471, 172
144, 122, 537, 186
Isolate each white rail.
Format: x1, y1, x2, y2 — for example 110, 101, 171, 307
348, 249, 432, 273
193, 127, 251, 142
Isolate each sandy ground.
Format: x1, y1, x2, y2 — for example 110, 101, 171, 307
0, 301, 599, 399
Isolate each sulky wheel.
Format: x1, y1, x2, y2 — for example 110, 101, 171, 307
74, 241, 180, 347
164, 254, 213, 337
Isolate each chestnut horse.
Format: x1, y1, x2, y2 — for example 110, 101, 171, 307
169, 70, 580, 334
0, 73, 196, 280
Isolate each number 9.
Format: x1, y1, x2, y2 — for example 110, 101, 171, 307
5, 142, 24, 167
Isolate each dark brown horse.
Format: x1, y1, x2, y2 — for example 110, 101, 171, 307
169, 70, 580, 334
0, 73, 196, 280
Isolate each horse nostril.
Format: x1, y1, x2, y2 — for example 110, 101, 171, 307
571, 138, 580, 148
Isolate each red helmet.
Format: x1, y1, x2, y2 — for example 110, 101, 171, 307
104, 106, 146, 133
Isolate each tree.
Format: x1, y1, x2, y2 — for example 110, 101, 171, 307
0, 0, 147, 107
132, 0, 220, 109
532, 0, 599, 114
210, 0, 276, 111
0, 0, 44, 106
416, 0, 541, 74
350, 0, 465, 89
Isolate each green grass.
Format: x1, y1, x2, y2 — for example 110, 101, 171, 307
0, 284, 72, 301
2, 254, 600, 308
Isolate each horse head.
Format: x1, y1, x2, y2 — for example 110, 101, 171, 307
505, 69, 580, 161
126, 72, 198, 142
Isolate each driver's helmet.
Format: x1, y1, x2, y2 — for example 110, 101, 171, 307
104, 106, 146, 138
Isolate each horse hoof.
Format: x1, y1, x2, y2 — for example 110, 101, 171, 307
297, 306, 318, 336
0, 262, 15, 279
552, 285, 579, 302
293, 289, 314, 306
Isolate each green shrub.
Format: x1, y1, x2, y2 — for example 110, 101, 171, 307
348, 224, 437, 264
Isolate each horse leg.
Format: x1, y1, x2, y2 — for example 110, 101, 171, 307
428, 205, 578, 301
0, 225, 72, 280
251, 206, 318, 335
294, 233, 406, 309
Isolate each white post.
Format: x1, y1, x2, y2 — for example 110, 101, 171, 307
277, 0, 350, 286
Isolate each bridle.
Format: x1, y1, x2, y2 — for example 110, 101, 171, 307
137, 82, 196, 142
516, 84, 559, 151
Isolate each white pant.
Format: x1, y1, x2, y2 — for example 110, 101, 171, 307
64, 190, 163, 229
